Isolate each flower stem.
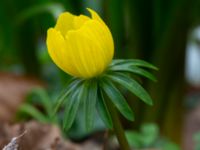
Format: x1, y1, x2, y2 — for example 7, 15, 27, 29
106, 98, 131, 150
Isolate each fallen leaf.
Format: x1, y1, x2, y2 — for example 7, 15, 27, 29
0, 72, 42, 122
0, 121, 102, 150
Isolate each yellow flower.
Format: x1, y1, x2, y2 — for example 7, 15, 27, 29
47, 8, 114, 78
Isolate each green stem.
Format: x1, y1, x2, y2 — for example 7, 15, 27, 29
106, 98, 131, 150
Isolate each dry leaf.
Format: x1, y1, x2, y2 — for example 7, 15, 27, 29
0, 121, 104, 150
2, 131, 26, 150
0, 72, 42, 122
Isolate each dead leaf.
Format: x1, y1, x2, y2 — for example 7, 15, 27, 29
0, 72, 42, 122
0, 121, 101, 150
3, 131, 26, 150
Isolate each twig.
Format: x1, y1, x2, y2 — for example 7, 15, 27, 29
3, 130, 27, 150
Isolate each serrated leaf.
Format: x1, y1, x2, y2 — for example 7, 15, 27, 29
96, 89, 113, 129
110, 59, 158, 70
19, 104, 48, 123
107, 72, 153, 105
63, 83, 84, 130
109, 64, 157, 82
84, 80, 98, 130
54, 78, 82, 114
101, 79, 134, 121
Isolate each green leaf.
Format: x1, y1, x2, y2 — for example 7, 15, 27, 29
107, 72, 153, 105
110, 59, 158, 70
101, 79, 134, 121
125, 131, 142, 148
84, 80, 98, 130
19, 103, 48, 123
194, 131, 200, 141
163, 141, 180, 150
15, 3, 65, 25
140, 123, 159, 146
96, 89, 113, 129
63, 83, 84, 130
30, 88, 52, 117
54, 78, 82, 114
109, 64, 157, 82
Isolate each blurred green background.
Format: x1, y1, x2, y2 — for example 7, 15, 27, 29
1, 0, 200, 148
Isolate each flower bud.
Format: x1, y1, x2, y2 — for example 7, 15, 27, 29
47, 8, 114, 78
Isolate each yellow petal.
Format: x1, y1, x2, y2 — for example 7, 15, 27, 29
86, 9, 114, 60
65, 31, 102, 78
87, 8, 105, 25
55, 12, 75, 37
46, 28, 80, 76
73, 15, 90, 29
65, 20, 114, 78
79, 20, 114, 66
